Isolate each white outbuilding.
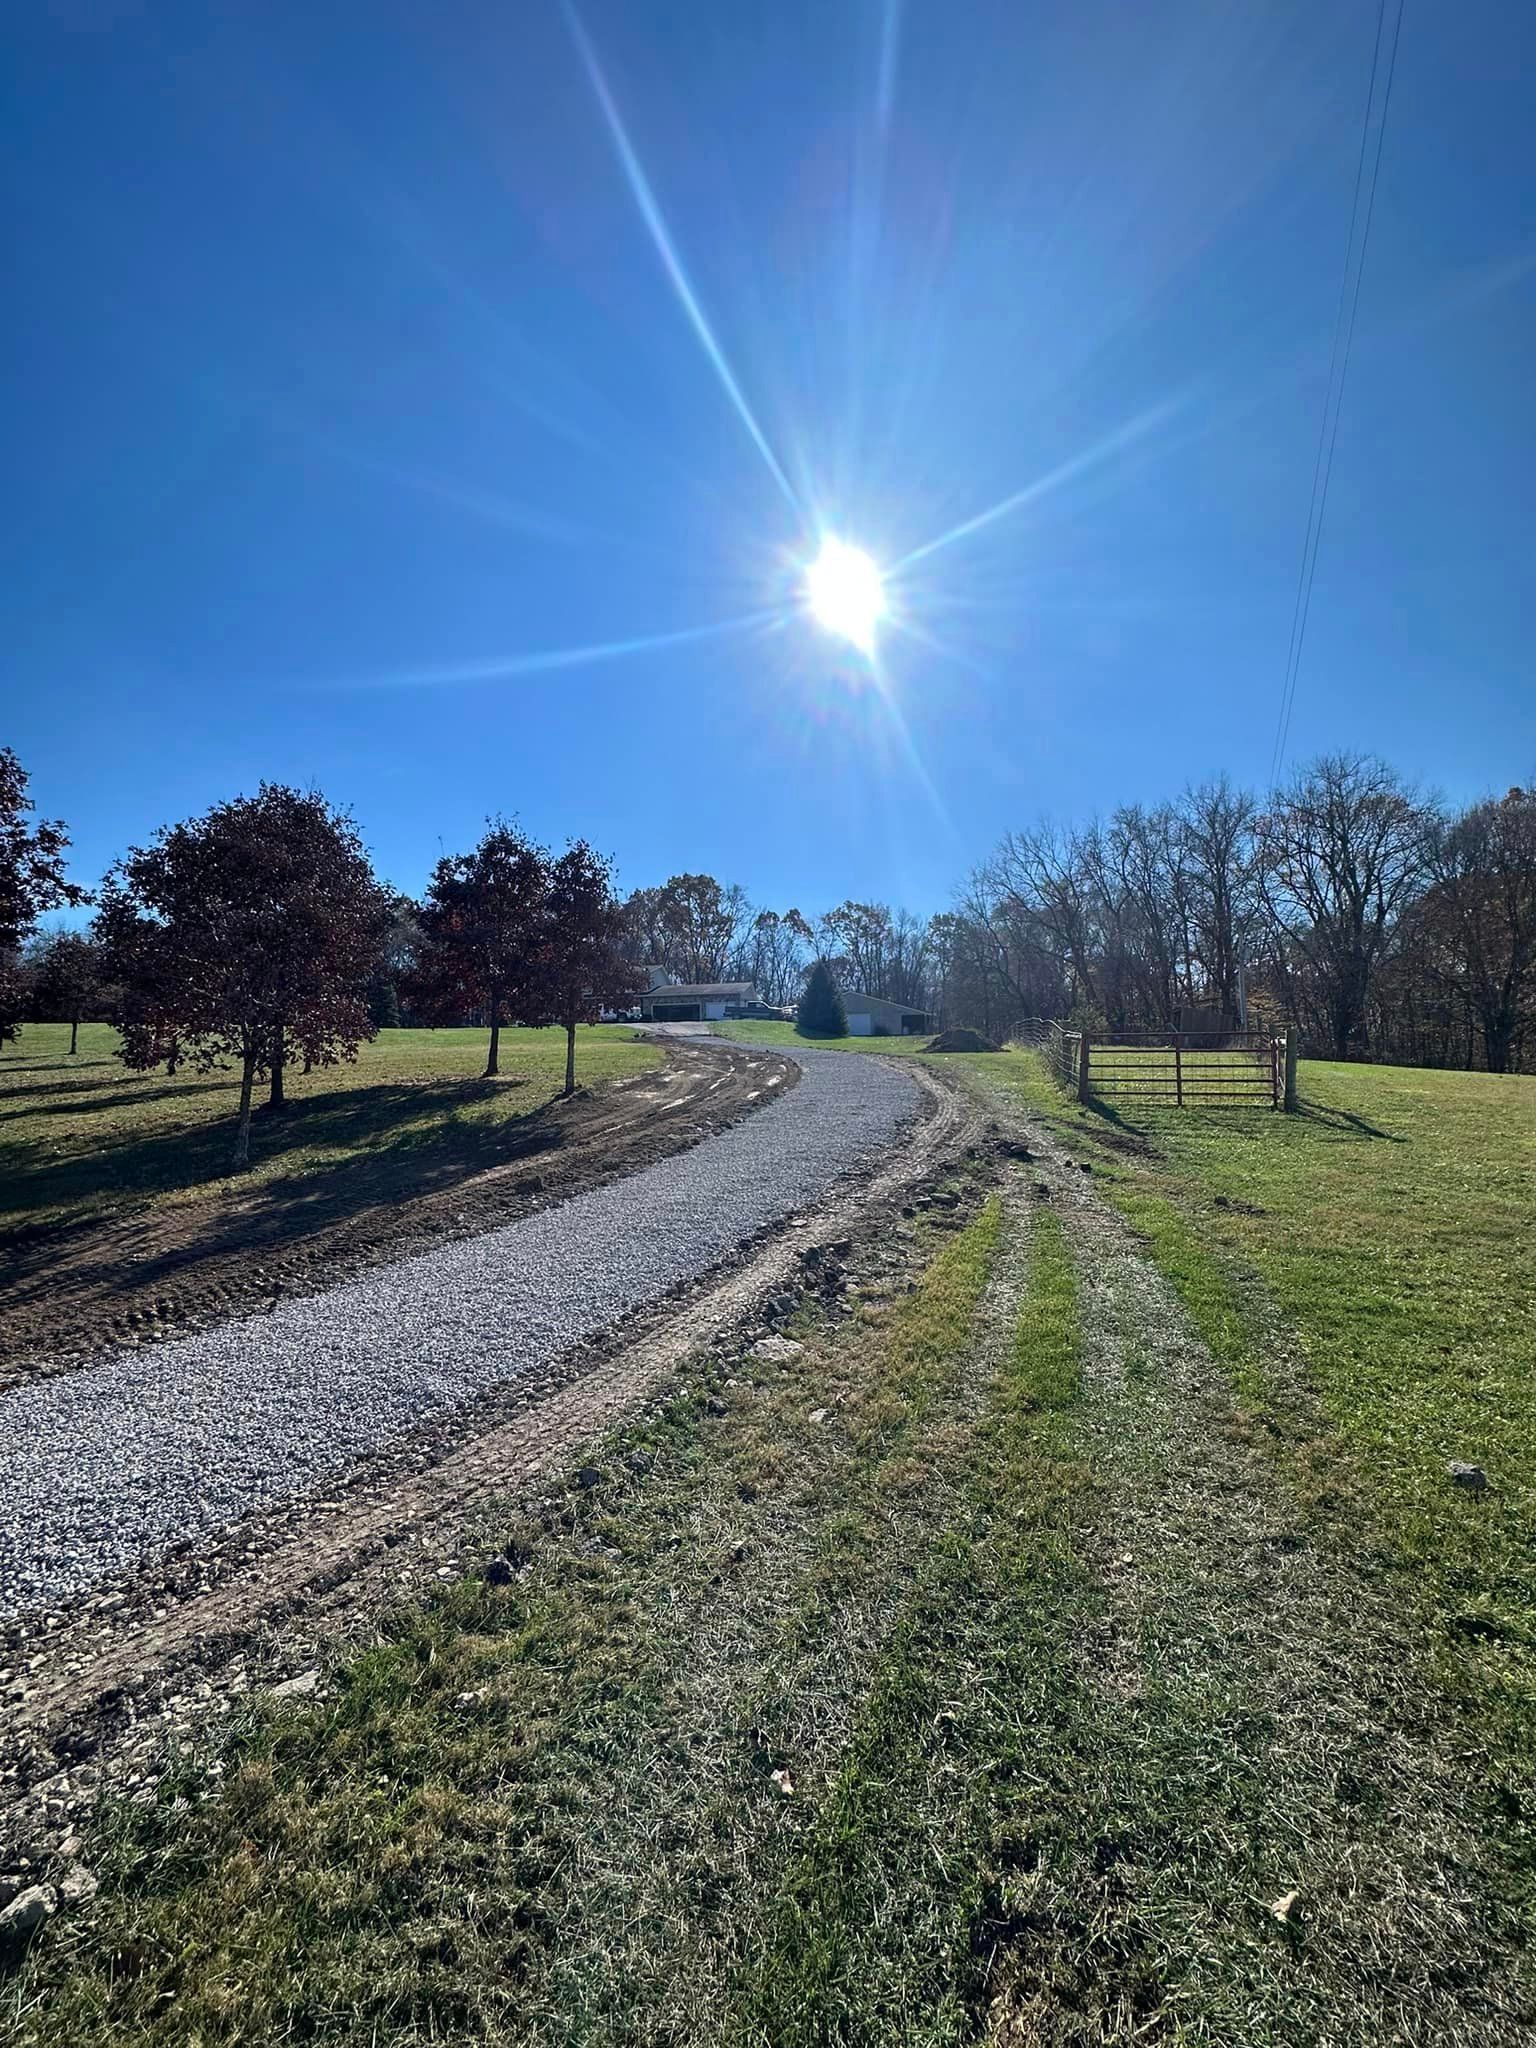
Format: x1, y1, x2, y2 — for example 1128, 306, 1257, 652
842, 993, 931, 1037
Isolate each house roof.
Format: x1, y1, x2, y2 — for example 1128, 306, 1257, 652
645, 981, 756, 1000
844, 991, 929, 1013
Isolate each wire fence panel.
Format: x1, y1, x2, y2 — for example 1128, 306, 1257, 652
1086, 1033, 1279, 1109
1012, 1022, 1289, 1109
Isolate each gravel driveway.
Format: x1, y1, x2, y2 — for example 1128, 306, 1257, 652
0, 1046, 921, 1624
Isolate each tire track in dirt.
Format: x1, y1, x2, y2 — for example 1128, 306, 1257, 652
975, 1081, 1533, 2039
0, 1040, 791, 1394
1, 1056, 986, 1842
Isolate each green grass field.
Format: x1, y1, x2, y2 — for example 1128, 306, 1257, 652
8, 1036, 1535, 2037
985, 1051, 1536, 1830
0, 1022, 661, 1239
735, 1024, 1536, 1814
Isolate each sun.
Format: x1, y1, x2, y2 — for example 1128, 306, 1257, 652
804, 537, 886, 654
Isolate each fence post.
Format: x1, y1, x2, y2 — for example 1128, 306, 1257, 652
1283, 1032, 1299, 1113
1077, 1033, 1091, 1103
1174, 1033, 1183, 1109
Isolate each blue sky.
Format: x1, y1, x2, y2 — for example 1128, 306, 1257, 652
6, 0, 1534, 916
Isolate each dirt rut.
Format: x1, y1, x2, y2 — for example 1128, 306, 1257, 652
2, 1056, 985, 1839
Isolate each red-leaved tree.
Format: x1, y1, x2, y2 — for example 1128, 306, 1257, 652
531, 840, 635, 1096
27, 930, 110, 1056
95, 784, 387, 1169
1, 746, 88, 1045
410, 822, 547, 1078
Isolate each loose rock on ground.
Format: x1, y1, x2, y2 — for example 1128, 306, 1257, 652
0, 1047, 920, 1625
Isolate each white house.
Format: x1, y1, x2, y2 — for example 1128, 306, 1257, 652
639, 980, 759, 1023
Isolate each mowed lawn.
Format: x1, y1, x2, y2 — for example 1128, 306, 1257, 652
988, 1051, 1536, 1807
0, 1023, 661, 1240
737, 1023, 1536, 1810
15, 1079, 1535, 2040
712, 1019, 927, 1053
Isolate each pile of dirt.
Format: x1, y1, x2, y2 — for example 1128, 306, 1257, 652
925, 1027, 1001, 1054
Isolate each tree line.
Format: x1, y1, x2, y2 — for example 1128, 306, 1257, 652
602, 761, 1536, 1075
5, 741, 1534, 1152
615, 875, 936, 1010
951, 754, 1536, 1073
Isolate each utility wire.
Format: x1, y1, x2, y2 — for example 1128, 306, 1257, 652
1270, 0, 1405, 783
1271, 0, 1388, 780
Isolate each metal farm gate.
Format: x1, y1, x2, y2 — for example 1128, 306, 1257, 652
1034, 1024, 1295, 1111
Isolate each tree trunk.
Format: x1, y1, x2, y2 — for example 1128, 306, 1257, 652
1484, 1015, 1513, 1075
233, 1037, 258, 1170
1331, 993, 1355, 1061
484, 995, 501, 1079
69, 1013, 79, 1056
268, 1023, 286, 1109
564, 1017, 577, 1097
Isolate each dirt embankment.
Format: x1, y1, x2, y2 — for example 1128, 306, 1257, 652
0, 1040, 794, 1392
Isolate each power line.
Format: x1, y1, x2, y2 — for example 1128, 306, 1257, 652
1271, 0, 1388, 780
1270, 0, 1405, 783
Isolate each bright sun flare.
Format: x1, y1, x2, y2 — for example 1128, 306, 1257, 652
805, 537, 886, 654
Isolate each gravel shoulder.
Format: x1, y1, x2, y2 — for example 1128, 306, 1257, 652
0, 1045, 923, 1629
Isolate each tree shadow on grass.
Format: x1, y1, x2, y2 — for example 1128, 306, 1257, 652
0, 1077, 547, 1238
0, 1079, 233, 1124
117, 1115, 566, 1291
1077, 1089, 1405, 1148
1075, 1096, 1163, 1158
0, 1074, 580, 1318
0, 1058, 121, 1082
1081, 1093, 1138, 1132
0, 1066, 151, 1105
1294, 1100, 1406, 1143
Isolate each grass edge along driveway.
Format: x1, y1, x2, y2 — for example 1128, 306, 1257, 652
11, 1116, 1534, 2042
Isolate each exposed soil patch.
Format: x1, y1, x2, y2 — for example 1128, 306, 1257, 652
0, 1040, 794, 1392
0, 1059, 986, 1852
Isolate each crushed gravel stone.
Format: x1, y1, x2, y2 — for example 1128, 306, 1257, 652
0, 1049, 920, 1623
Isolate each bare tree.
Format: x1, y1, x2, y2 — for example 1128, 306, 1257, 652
943, 878, 1070, 1039
743, 908, 814, 1005
1417, 787, 1536, 1073
1178, 778, 1261, 1019
818, 902, 890, 997
1094, 807, 1197, 1027
981, 825, 1102, 1013
1256, 754, 1432, 1058
962, 758, 1528, 1070
625, 874, 749, 985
